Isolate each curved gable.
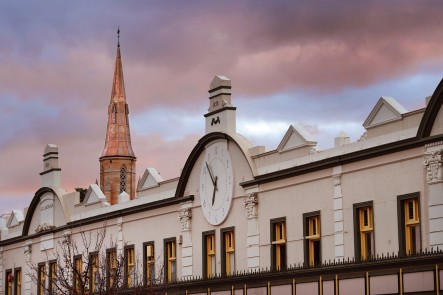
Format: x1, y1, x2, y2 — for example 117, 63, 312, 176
22, 187, 69, 236
417, 78, 443, 138
174, 132, 256, 199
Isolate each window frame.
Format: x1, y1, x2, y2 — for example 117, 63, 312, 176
37, 263, 46, 295
49, 260, 57, 295
106, 248, 117, 289
202, 230, 216, 278
303, 211, 321, 266
124, 245, 135, 288
89, 251, 99, 293
5, 269, 12, 295
270, 217, 287, 270
221, 227, 235, 277
353, 201, 375, 261
164, 237, 177, 283
143, 241, 155, 286
397, 192, 422, 255
13, 268, 21, 295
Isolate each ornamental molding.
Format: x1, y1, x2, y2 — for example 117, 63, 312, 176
424, 149, 443, 184
425, 141, 443, 148
179, 208, 192, 232
244, 193, 258, 219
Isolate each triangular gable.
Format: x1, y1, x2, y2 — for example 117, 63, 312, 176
363, 96, 407, 129
137, 168, 163, 190
83, 184, 107, 205
277, 124, 317, 152
7, 209, 24, 227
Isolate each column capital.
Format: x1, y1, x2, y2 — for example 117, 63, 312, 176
179, 208, 192, 232
424, 149, 443, 184
244, 193, 258, 219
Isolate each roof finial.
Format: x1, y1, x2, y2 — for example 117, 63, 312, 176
117, 26, 120, 47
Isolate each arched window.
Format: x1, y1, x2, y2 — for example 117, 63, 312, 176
120, 165, 127, 193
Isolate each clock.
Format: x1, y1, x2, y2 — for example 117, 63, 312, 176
199, 140, 234, 225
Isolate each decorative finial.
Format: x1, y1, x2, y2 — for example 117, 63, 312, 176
117, 26, 120, 47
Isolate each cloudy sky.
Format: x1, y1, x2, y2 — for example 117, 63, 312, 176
1, 0, 443, 213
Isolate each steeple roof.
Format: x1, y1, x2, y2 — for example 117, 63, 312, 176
110, 45, 126, 103
100, 40, 135, 159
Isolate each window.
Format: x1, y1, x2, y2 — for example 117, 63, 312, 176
6, 270, 12, 295
90, 253, 99, 293
125, 246, 135, 288
164, 238, 176, 282
222, 228, 235, 276
120, 165, 127, 193
74, 256, 82, 293
49, 262, 57, 295
271, 218, 286, 270
398, 194, 421, 255
112, 104, 117, 124
14, 269, 21, 295
38, 264, 46, 295
107, 249, 117, 288
143, 242, 155, 285
353, 202, 374, 260
304, 212, 321, 266
203, 231, 216, 278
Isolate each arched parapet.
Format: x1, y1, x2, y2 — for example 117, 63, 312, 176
174, 132, 257, 199
22, 187, 70, 236
417, 78, 443, 139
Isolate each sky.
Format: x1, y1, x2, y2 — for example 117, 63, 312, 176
1, 0, 443, 214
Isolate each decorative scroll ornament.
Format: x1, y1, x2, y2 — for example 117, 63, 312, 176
332, 174, 341, 186
424, 149, 443, 184
62, 231, 71, 246
244, 193, 258, 219
179, 208, 192, 232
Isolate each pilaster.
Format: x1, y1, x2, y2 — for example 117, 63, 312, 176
424, 143, 443, 248
244, 192, 260, 270
179, 201, 193, 279
332, 166, 344, 261
117, 217, 124, 257
24, 240, 32, 295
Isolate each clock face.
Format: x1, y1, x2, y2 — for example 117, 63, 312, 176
199, 141, 234, 225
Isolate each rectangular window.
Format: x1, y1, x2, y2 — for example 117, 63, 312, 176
6, 270, 12, 295
89, 253, 99, 293
125, 246, 135, 288
38, 264, 45, 295
304, 212, 321, 266
14, 269, 21, 295
203, 231, 216, 278
222, 228, 235, 276
49, 261, 57, 295
74, 256, 82, 293
354, 202, 375, 260
143, 242, 155, 285
107, 249, 117, 288
164, 238, 176, 282
271, 218, 286, 270
398, 194, 421, 255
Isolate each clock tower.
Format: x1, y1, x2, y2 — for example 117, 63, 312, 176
99, 30, 136, 205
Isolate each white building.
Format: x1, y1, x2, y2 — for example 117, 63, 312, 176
1, 41, 443, 295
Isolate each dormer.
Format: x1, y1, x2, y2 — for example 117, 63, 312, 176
277, 125, 317, 154
137, 168, 164, 191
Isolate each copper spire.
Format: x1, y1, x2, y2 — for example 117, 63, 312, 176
100, 35, 135, 158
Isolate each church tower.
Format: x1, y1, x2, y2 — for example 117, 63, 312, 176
99, 29, 136, 205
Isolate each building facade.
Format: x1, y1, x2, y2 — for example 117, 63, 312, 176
1, 42, 443, 295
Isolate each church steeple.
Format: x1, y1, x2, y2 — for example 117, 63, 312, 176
100, 29, 136, 205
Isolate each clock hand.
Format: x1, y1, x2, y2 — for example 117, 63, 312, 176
205, 161, 216, 185
212, 176, 218, 206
